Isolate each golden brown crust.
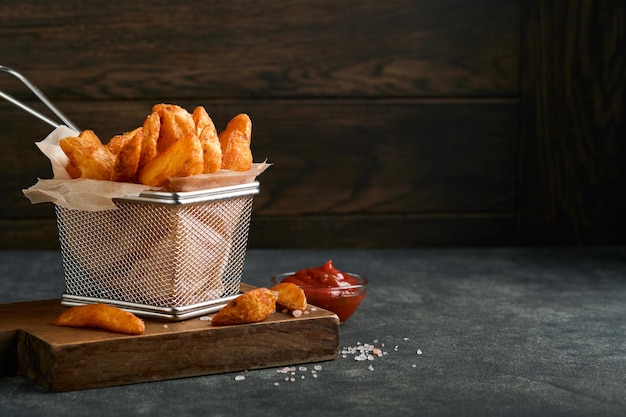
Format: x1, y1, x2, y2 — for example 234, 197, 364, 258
211, 287, 277, 326
110, 127, 143, 183
271, 282, 307, 311
219, 113, 253, 171
139, 111, 160, 169
220, 129, 253, 171
138, 131, 204, 187
59, 104, 254, 185
152, 103, 196, 154
193, 106, 223, 174
60, 130, 115, 180
54, 303, 145, 335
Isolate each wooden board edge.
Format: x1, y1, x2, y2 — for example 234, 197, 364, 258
0, 329, 18, 377
39, 315, 340, 392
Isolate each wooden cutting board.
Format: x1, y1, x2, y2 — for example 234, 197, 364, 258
0, 285, 340, 392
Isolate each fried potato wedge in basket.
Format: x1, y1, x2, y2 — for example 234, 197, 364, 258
57, 104, 255, 187
219, 114, 253, 171
193, 106, 222, 174
110, 127, 144, 183
220, 113, 252, 140
220, 129, 253, 171
140, 111, 160, 170
139, 131, 204, 187
152, 103, 196, 154
54, 303, 145, 335
60, 130, 115, 180
211, 287, 277, 326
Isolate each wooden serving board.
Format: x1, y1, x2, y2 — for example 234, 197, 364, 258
0, 285, 340, 392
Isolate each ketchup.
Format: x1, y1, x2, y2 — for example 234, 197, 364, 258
282, 260, 361, 288
280, 260, 366, 322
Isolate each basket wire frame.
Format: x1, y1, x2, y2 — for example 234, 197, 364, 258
56, 194, 254, 310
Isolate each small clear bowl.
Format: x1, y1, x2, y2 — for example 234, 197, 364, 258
271, 272, 367, 323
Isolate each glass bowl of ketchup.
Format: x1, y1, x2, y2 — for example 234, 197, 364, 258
271, 260, 367, 323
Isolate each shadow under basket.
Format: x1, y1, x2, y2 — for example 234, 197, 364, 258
56, 181, 259, 321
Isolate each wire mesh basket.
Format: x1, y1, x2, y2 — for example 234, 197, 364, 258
1, 66, 263, 320
57, 181, 259, 320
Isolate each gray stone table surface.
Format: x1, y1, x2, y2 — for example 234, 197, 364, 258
0, 247, 625, 417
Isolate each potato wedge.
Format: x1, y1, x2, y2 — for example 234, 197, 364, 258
192, 106, 222, 173
199, 125, 222, 174
107, 132, 127, 156
138, 131, 204, 187
139, 111, 160, 169
220, 129, 253, 171
60, 130, 115, 180
211, 287, 277, 326
219, 113, 253, 171
54, 303, 145, 335
220, 113, 252, 140
271, 282, 307, 311
192, 105, 212, 135
152, 103, 195, 154
110, 127, 144, 183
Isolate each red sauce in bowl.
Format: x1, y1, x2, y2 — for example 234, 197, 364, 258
278, 260, 367, 322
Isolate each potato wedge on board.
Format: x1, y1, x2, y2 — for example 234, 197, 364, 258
271, 282, 307, 311
211, 287, 277, 326
54, 303, 145, 335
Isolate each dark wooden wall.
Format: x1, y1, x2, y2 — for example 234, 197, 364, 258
0, 0, 623, 249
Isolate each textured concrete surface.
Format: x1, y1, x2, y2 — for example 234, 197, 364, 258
1, 247, 625, 417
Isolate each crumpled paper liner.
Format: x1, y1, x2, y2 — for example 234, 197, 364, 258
22, 125, 270, 211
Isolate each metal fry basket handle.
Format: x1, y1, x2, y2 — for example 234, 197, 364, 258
0, 65, 80, 132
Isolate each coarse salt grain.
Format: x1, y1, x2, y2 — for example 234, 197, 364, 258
292, 309, 303, 318
269, 338, 421, 387
199, 316, 211, 321
235, 375, 245, 381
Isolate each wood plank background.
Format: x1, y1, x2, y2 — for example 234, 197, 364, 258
0, 0, 623, 249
